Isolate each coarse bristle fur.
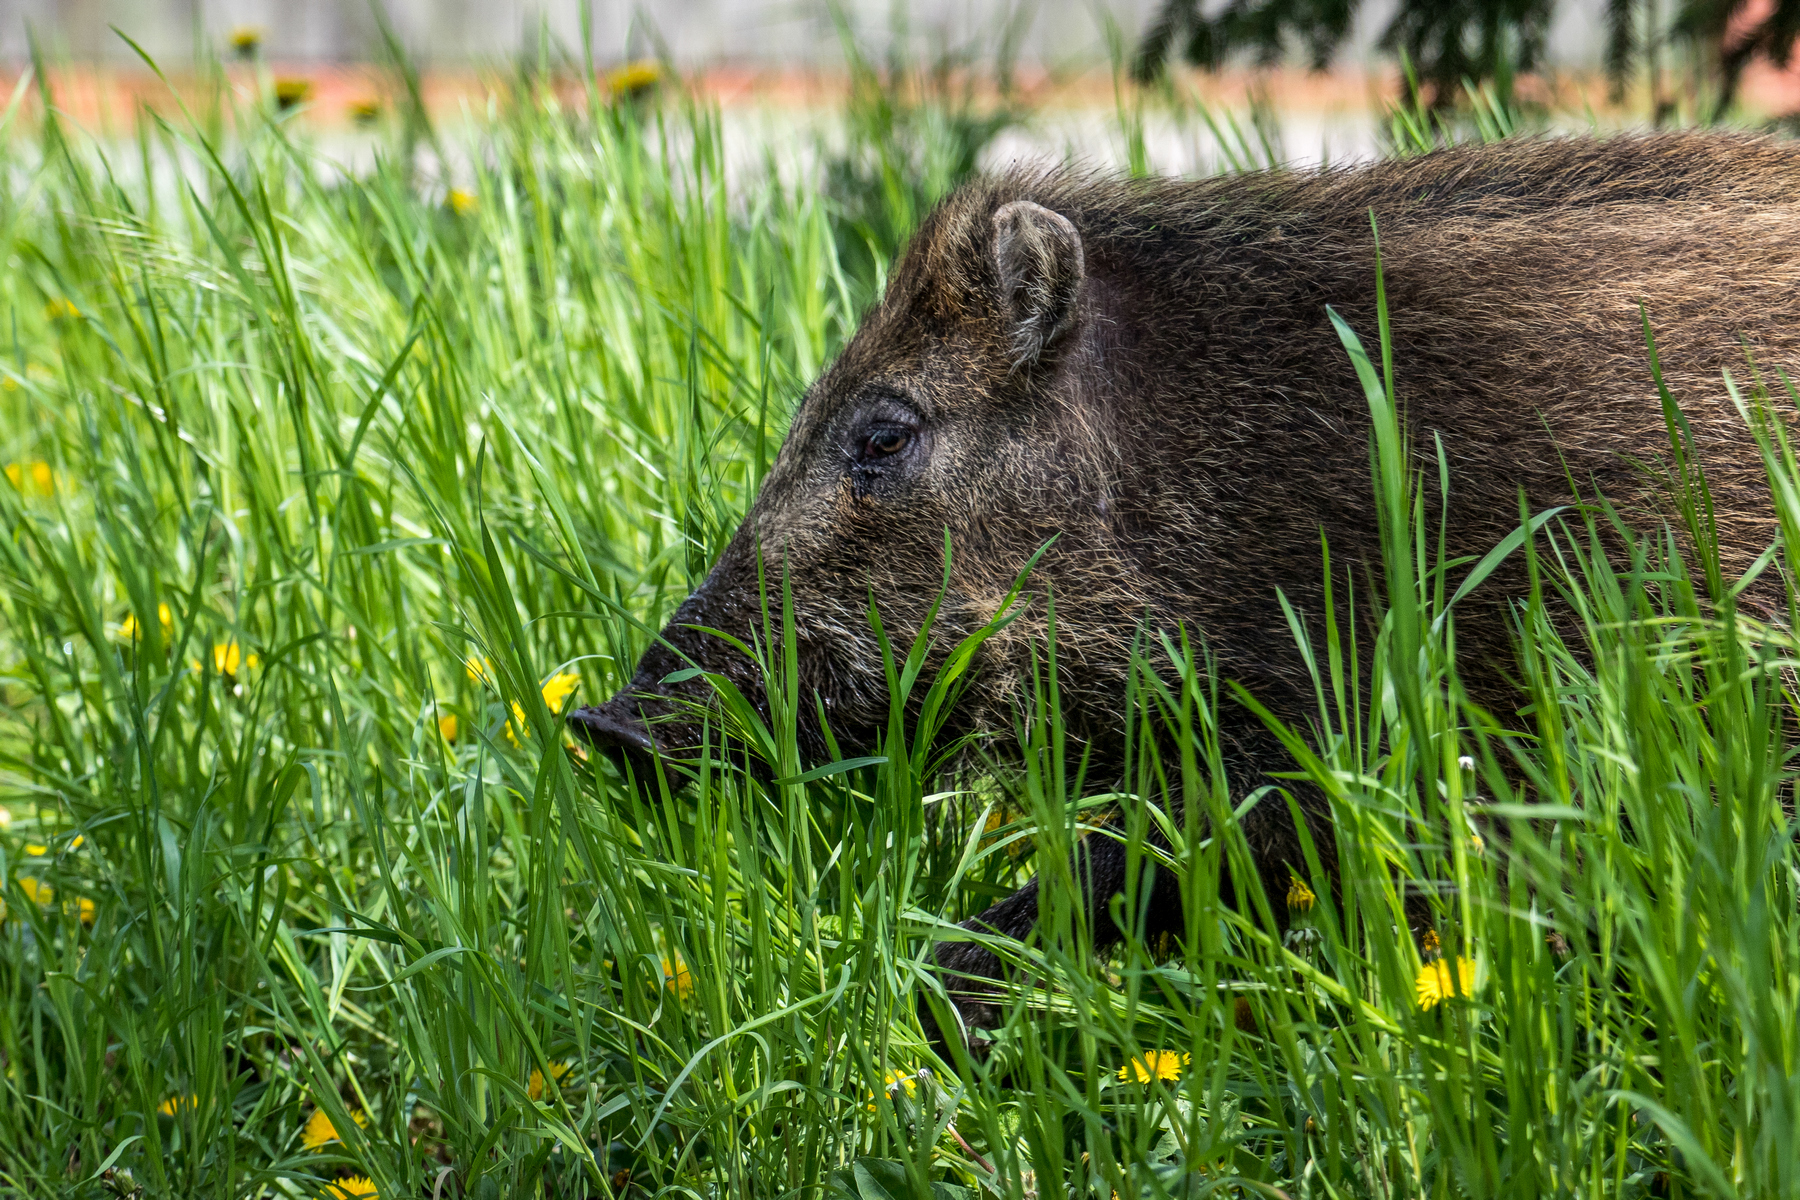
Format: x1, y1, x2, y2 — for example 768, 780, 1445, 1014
574, 130, 1800, 1049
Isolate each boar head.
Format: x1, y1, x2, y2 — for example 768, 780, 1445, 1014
568, 191, 1139, 775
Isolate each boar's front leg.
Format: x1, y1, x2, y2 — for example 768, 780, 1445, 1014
921, 831, 1184, 1059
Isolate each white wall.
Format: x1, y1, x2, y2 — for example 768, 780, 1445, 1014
0, 0, 1613, 69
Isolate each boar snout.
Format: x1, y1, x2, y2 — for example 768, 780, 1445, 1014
567, 698, 657, 757
567, 694, 668, 788
568, 629, 692, 776
567, 580, 762, 780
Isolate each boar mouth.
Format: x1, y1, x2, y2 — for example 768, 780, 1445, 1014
567, 697, 665, 779
568, 677, 761, 786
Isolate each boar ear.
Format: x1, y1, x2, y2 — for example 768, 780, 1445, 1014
992, 200, 1085, 369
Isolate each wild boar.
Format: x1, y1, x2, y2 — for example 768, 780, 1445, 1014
570, 131, 1800, 1046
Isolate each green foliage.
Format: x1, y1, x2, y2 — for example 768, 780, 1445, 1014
1, 39, 1800, 1200
1610, 0, 1800, 117
827, 1157, 972, 1199
1133, 0, 1550, 107
821, 3, 1033, 292
1381, 53, 1526, 156
1136, 0, 1800, 119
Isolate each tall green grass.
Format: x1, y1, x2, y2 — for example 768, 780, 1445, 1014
1, 51, 1798, 1200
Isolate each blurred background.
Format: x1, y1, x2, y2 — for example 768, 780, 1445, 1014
0, 0, 1796, 179
0, 0, 1615, 67
0, 1, 1796, 172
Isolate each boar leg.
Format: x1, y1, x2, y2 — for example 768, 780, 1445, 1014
922, 773, 1331, 1060
921, 830, 1186, 1059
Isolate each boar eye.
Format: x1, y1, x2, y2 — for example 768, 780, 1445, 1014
860, 425, 912, 459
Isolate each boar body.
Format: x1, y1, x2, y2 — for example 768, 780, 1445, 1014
572, 133, 1800, 1043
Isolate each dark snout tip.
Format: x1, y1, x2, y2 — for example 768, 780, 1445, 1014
566, 702, 656, 755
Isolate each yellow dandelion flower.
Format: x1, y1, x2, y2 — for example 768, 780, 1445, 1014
981, 808, 1004, 840
606, 60, 662, 97
157, 1094, 196, 1116
1286, 876, 1315, 912
464, 655, 493, 686
1469, 833, 1486, 856
447, 190, 477, 216
979, 807, 1031, 857
44, 299, 80, 322
499, 672, 581, 743
349, 98, 381, 124
1415, 956, 1478, 1010
541, 671, 580, 713
6, 461, 55, 495
301, 1106, 366, 1150
327, 1177, 378, 1199
866, 1068, 920, 1110
527, 1060, 571, 1101
228, 26, 262, 54
207, 642, 258, 677
120, 604, 174, 642
1118, 1050, 1187, 1083
11, 875, 91, 924
438, 713, 459, 743
1421, 928, 1441, 957
662, 955, 693, 1000
24, 843, 47, 857
274, 78, 313, 110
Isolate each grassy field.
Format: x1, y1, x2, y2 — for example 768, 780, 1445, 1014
3, 47, 1800, 1200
